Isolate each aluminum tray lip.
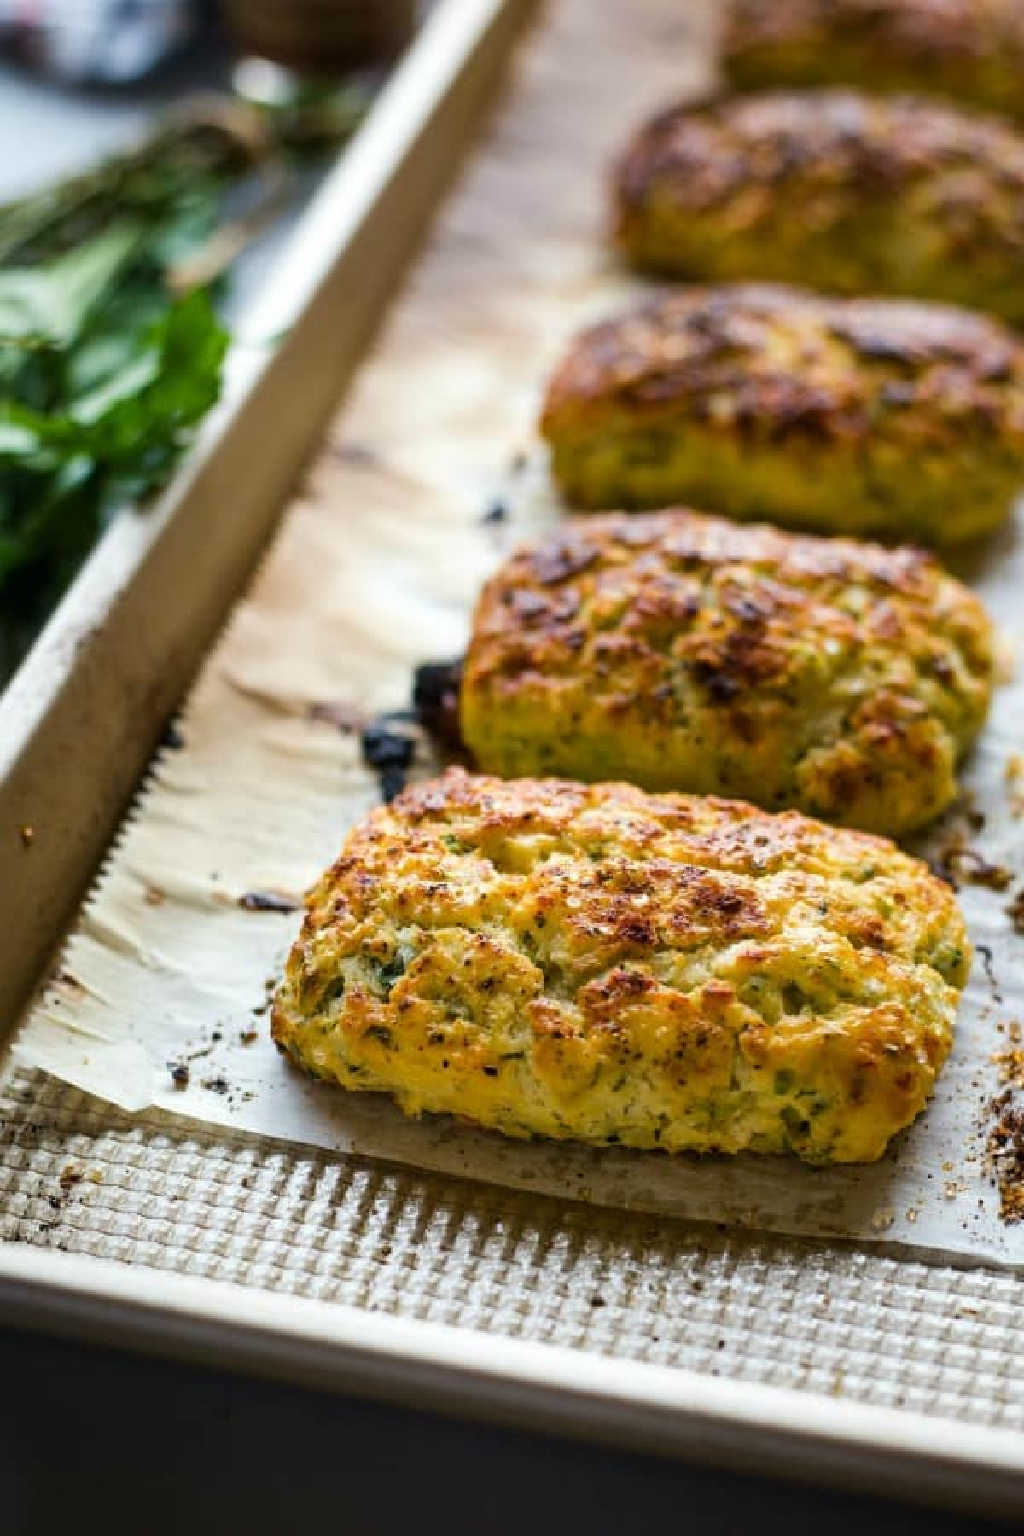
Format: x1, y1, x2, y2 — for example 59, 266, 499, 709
0, 0, 531, 1026
0, 1241, 1021, 1514
0, 0, 511, 789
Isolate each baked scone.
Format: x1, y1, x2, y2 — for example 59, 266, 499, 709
723, 0, 1024, 121
615, 91, 1024, 325
460, 511, 993, 836
540, 284, 1024, 544
272, 769, 968, 1164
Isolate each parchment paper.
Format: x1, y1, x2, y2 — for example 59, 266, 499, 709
12, 0, 1024, 1267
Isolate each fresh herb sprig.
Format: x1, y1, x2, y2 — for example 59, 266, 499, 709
0, 111, 254, 677
0, 86, 370, 681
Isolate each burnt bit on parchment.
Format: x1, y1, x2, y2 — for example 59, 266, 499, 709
985, 1088, 1024, 1223
976, 943, 1004, 1005
330, 440, 380, 469
1006, 754, 1024, 817
925, 791, 1015, 894
945, 847, 1013, 890
160, 721, 186, 751
309, 699, 369, 733
928, 828, 1012, 892
413, 658, 464, 754
238, 890, 300, 914
361, 719, 417, 803
168, 1023, 233, 1085
313, 661, 467, 805
355, 660, 469, 804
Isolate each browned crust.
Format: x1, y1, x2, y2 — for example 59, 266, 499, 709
460, 510, 993, 829
466, 508, 987, 698
615, 89, 1024, 230
724, 0, 1024, 66
278, 766, 965, 1002
540, 284, 1024, 448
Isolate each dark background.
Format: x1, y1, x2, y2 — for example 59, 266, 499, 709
0, 1325, 1009, 1534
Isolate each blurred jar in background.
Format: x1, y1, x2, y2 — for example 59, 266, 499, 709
0, 0, 419, 84
224, 0, 417, 72
0, 0, 196, 83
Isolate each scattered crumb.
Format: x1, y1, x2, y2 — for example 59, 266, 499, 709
943, 1182, 959, 1200
239, 1028, 259, 1045
976, 944, 1004, 1005
905, 1207, 918, 1224
143, 885, 166, 906
985, 1089, 1024, 1223
1008, 890, 1024, 934
927, 799, 1010, 889
995, 631, 1018, 686
1007, 755, 1024, 817
58, 1164, 82, 1192
168, 1062, 189, 1089
361, 720, 417, 804
412, 659, 465, 755
933, 844, 1013, 891
331, 439, 378, 469
238, 891, 299, 914
993, 1050, 1024, 1089
308, 699, 368, 733
202, 1076, 230, 1095
870, 1207, 894, 1231
160, 722, 186, 750
19, 825, 33, 848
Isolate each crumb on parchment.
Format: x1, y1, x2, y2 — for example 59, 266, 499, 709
985, 1090, 1024, 1224
1007, 754, 1024, 816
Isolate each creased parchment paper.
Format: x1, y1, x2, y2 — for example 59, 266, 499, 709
12, 0, 1024, 1266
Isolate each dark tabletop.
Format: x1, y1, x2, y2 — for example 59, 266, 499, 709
0, 1324, 1008, 1535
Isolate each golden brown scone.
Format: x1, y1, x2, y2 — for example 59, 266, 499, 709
614, 91, 1024, 325
540, 284, 1024, 545
723, 0, 1024, 121
272, 769, 968, 1164
460, 511, 993, 836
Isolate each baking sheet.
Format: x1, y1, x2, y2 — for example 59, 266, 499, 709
11, 0, 1024, 1267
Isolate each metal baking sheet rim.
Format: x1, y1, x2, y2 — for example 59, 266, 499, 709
0, 1241, 1020, 1516
0, 0, 537, 1027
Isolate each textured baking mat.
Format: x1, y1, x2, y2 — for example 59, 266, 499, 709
3, 1062, 1024, 1432
9, 0, 1024, 1267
